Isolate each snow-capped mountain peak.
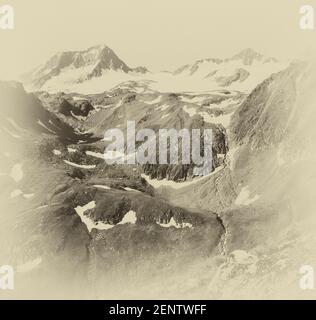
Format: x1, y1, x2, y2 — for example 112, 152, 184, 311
21, 47, 287, 94
171, 48, 287, 92
174, 48, 278, 74
22, 44, 148, 91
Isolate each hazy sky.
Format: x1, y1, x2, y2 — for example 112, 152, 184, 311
0, 0, 315, 80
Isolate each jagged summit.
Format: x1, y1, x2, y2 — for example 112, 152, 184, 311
22, 44, 148, 91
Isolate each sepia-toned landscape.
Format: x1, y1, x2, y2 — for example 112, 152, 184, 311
1, 0, 316, 299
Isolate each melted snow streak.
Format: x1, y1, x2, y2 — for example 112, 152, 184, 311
124, 187, 141, 192
93, 185, 111, 190
85, 150, 105, 159
63, 160, 96, 169
37, 119, 56, 134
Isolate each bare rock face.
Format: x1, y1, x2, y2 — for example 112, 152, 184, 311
143, 163, 192, 182
72, 100, 94, 117
59, 98, 94, 117
59, 98, 73, 116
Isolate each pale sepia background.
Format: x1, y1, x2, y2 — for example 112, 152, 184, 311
0, 0, 315, 80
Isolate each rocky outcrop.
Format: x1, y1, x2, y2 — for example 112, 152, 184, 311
59, 98, 94, 117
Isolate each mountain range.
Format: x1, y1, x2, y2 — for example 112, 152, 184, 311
22, 46, 288, 94
22, 44, 149, 93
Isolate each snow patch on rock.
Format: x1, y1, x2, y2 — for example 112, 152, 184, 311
157, 217, 193, 229
63, 160, 96, 169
